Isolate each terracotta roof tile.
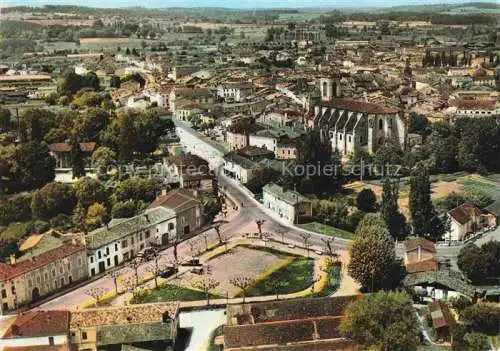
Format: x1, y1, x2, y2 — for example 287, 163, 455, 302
0, 244, 85, 281
49, 142, 96, 153
3, 311, 69, 338
327, 98, 401, 114
148, 189, 201, 214
449, 99, 496, 110
3, 346, 67, 351
429, 301, 455, 329
448, 202, 482, 225
406, 237, 436, 253
406, 258, 439, 273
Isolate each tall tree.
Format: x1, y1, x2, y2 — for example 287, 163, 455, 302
340, 291, 420, 350
409, 164, 445, 241
349, 220, 404, 291
70, 136, 86, 179
118, 111, 136, 162
15, 142, 55, 190
356, 188, 377, 212
381, 178, 407, 240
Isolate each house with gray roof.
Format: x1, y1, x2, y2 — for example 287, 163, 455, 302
223, 151, 263, 184
262, 183, 312, 224
85, 207, 176, 276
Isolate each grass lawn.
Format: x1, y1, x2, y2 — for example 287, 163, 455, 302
131, 284, 219, 304
298, 222, 354, 240
243, 257, 314, 297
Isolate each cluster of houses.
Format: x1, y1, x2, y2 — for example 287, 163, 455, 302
0, 303, 179, 351
0, 188, 203, 315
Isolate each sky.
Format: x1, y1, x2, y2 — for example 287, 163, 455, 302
0, 0, 489, 9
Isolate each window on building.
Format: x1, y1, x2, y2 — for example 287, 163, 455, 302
90, 257, 94, 264
98, 251, 102, 259
60, 266, 63, 274
48, 336, 54, 345
145, 230, 150, 239
52, 269, 56, 277
82, 332, 88, 340
11, 286, 15, 295
122, 240, 128, 249
107, 258, 111, 266
28, 279, 32, 287
168, 223, 174, 230
1, 290, 6, 299
379, 118, 383, 130
106, 247, 110, 255
131, 237, 135, 245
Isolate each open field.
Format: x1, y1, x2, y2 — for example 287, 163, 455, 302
346, 173, 500, 219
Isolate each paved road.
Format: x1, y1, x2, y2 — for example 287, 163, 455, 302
175, 120, 350, 252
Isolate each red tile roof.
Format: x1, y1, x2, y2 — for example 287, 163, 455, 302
449, 99, 496, 110
3, 311, 69, 338
3, 346, 68, 351
329, 98, 401, 114
148, 189, 201, 214
406, 258, 439, 273
0, 244, 85, 281
429, 301, 455, 329
49, 142, 96, 153
448, 202, 482, 225
406, 237, 436, 253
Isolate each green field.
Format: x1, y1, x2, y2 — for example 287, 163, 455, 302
298, 222, 354, 240
130, 284, 219, 304
243, 257, 314, 297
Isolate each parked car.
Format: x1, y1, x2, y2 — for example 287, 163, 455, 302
137, 247, 156, 261
159, 266, 178, 279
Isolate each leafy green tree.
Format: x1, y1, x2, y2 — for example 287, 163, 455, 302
74, 177, 107, 209
112, 177, 158, 204
0, 107, 11, 131
203, 196, 222, 222
340, 291, 420, 350
118, 111, 136, 162
31, 182, 76, 220
70, 136, 86, 179
91, 146, 116, 170
424, 121, 458, 174
356, 188, 376, 212
348, 221, 404, 291
15, 142, 55, 190
0, 194, 32, 225
373, 138, 404, 171
462, 332, 490, 350
381, 177, 407, 240
110, 75, 121, 89
20, 109, 56, 143
461, 303, 500, 336
409, 164, 445, 240
57, 69, 101, 98
111, 200, 137, 218
85, 202, 108, 231
355, 213, 388, 238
